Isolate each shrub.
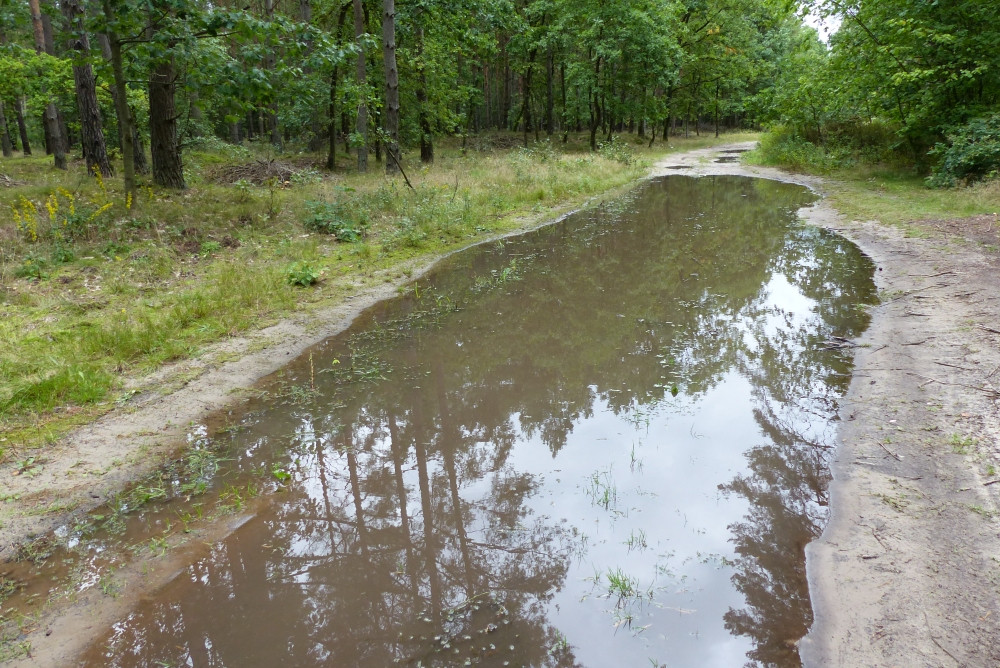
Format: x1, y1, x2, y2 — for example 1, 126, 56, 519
927, 114, 1000, 188
597, 136, 636, 166
751, 126, 833, 171
303, 199, 368, 242
285, 261, 320, 287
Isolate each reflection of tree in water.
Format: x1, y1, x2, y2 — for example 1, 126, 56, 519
85, 176, 875, 667
90, 345, 581, 667
719, 226, 876, 667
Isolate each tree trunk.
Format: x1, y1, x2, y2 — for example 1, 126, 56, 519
352, 0, 368, 172
41, 0, 71, 154
29, 0, 66, 169
326, 68, 338, 170
381, 0, 399, 174
264, 0, 281, 149
589, 57, 601, 151
545, 47, 554, 136
65, 0, 113, 177
416, 24, 433, 162
560, 62, 568, 143
149, 57, 185, 188
28, 0, 45, 49
299, 0, 323, 150
520, 72, 531, 147
0, 101, 13, 158
714, 81, 720, 138
99, 2, 135, 194
131, 114, 149, 174
16, 98, 31, 155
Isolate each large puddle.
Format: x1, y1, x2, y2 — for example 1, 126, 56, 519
11, 176, 878, 666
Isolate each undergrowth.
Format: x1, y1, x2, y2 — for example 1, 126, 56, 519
747, 125, 1000, 227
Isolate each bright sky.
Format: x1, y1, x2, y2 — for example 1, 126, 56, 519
802, 7, 842, 43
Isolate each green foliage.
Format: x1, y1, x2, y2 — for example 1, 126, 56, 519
285, 260, 320, 287
303, 199, 368, 242
753, 122, 903, 172
927, 114, 1000, 188
13, 254, 49, 280
750, 126, 834, 172
597, 136, 636, 166
785, 0, 1000, 168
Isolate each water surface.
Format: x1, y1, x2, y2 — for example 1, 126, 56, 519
77, 176, 876, 667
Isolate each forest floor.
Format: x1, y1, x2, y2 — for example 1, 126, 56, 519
4, 141, 1000, 665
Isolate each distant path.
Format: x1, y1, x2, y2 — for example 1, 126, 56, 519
653, 143, 1000, 666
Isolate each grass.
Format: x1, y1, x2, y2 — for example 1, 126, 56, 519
949, 433, 978, 455
0, 131, 755, 460
745, 130, 1000, 228
820, 171, 1000, 229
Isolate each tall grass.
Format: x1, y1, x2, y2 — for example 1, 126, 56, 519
747, 125, 1000, 227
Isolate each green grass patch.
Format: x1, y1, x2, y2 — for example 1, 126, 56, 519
747, 127, 1000, 227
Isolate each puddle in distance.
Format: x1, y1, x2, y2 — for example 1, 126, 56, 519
714, 156, 740, 163
71, 176, 875, 667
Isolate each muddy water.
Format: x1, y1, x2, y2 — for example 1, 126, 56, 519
77, 176, 876, 667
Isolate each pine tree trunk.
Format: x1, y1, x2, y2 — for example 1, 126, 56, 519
381, 0, 400, 174
99, 5, 134, 194
326, 69, 338, 170
47, 104, 67, 167
352, 0, 368, 172
132, 116, 149, 174
416, 24, 433, 162
65, 0, 112, 177
0, 101, 13, 158
714, 81, 720, 138
29, 0, 66, 169
149, 58, 185, 188
545, 47, 554, 136
264, 0, 281, 150
16, 98, 31, 155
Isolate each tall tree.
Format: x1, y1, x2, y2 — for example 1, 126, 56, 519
381, 0, 400, 174
146, 0, 185, 189
63, 0, 113, 177
352, 0, 367, 171
415, 22, 432, 162
0, 99, 12, 157
14, 99, 31, 155
28, 0, 66, 168
99, 0, 136, 196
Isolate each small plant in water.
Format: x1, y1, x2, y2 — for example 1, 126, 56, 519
625, 529, 648, 553
99, 571, 123, 598
584, 468, 619, 512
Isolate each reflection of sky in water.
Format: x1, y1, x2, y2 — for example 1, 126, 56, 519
497, 271, 832, 666
509, 375, 759, 666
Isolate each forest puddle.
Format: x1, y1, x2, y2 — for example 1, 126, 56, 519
4, 176, 877, 667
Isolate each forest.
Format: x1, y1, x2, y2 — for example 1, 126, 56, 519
1, 0, 1000, 448
0, 0, 996, 187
